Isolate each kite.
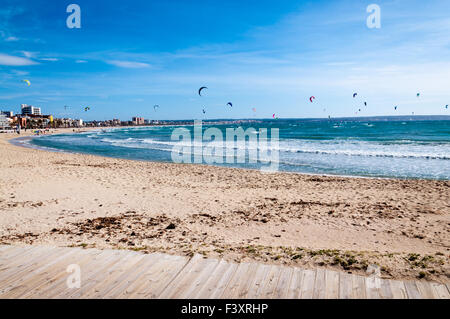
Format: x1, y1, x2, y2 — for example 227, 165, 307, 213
446, 105, 448, 109
64, 105, 70, 110
22, 79, 31, 86
309, 96, 315, 103
417, 93, 420, 97
353, 93, 358, 98
227, 102, 233, 107
358, 109, 361, 112
252, 108, 256, 112
394, 106, 398, 110
202, 108, 206, 114
84, 107, 90, 112
364, 102, 367, 106
198, 87, 208, 96
153, 105, 159, 111
273, 113, 276, 118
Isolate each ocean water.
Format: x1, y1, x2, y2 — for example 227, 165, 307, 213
29, 116, 450, 180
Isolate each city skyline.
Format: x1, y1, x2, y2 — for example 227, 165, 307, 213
0, 0, 450, 121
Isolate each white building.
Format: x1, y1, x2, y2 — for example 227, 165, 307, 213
0, 114, 10, 128
1, 111, 13, 117
21, 104, 42, 116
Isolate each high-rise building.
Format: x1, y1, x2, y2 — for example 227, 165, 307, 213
132, 117, 145, 125
21, 104, 42, 116
1, 111, 13, 117
0, 114, 10, 128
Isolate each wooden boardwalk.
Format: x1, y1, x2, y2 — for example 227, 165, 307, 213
0, 245, 448, 299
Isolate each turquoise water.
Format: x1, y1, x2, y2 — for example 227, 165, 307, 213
29, 117, 450, 180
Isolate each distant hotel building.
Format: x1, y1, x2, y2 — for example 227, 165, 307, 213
132, 117, 145, 125
21, 104, 42, 116
0, 114, 9, 128
1, 111, 13, 117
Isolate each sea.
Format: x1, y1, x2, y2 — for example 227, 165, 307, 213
28, 116, 450, 180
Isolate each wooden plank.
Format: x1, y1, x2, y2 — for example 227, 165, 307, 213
389, 280, 408, 299
338, 272, 353, 299
0, 247, 76, 294
75, 250, 140, 299
172, 257, 221, 299
430, 283, 450, 299
0, 246, 12, 252
48, 249, 121, 298
0, 246, 54, 278
82, 253, 146, 298
193, 259, 238, 299
0, 245, 36, 261
59, 250, 129, 299
2, 245, 447, 300
29, 249, 105, 298
404, 281, 422, 299
416, 281, 438, 299
0, 245, 21, 258
17, 248, 100, 299
242, 264, 272, 299
257, 265, 283, 299
0, 247, 51, 282
111, 253, 186, 299
285, 268, 303, 299
215, 262, 251, 299
0, 248, 82, 298
224, 262, 261, 299
312, 268, 326, 299
365, 276, 381, 299
325, 270, 340, 299
273, 266, 294, 299
379, 279, 394, 299
351, 275, 366, 299
299, 269, 316, 299
101, 253, 163, 299
127, 254, 190, 299
157, 254, 211, 299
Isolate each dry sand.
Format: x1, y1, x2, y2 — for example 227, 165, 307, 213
0, 129, 449, 283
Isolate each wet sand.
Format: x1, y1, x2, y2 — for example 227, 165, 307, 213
0, 129, 448, 283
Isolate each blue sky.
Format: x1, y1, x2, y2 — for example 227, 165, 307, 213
0, 0, 449, 120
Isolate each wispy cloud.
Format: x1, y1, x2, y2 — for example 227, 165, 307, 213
40, 58, 58, 62
21, 51, 37, 58
5, 36, 19, 42
106, 60, 151, 68
75, 60, 87, 63
0, 53, 38, 66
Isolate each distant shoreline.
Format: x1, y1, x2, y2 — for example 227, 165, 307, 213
8, 120, 450, 181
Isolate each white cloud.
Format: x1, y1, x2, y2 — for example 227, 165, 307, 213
0, 53, 37, 66
11, 70, 29, 76
21, 51, 36, 58
5, 36, 18, 42
75, 60, 87, 63
106, 60, 151, 68
40, 58, 58, 62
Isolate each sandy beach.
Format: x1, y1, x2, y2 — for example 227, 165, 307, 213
0, 129, 448, 283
